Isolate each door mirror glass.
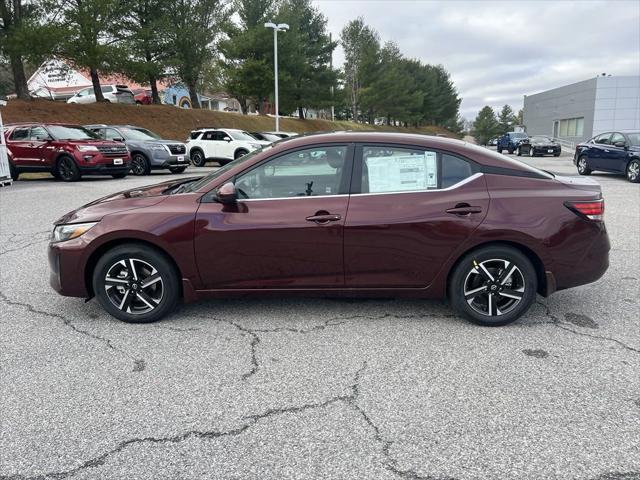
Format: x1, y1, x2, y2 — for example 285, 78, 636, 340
223, 136, 232, 142
216, 182, 237, 204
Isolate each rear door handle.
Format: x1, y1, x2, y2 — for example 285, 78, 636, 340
306, 213, 342, 223
446, 204, 482, 216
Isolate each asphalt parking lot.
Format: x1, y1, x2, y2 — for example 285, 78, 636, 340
1, 151, 639, 480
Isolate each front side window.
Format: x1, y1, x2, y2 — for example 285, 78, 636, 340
235, 146, 348, 199
610, 133, 626, 145
361, 146, 438, 194
29, 126, 50, 140
190, 131, 202, 140
104, 128, 122, 140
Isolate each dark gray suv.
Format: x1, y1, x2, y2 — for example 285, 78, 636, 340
85, 124, 188, 175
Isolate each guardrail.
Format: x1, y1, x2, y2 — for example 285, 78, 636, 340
554, 138, 576, 154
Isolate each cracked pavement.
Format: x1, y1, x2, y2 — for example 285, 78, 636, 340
1, 159, 639, 479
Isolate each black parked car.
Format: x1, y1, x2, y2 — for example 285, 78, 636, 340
519, 135, 562, 157
574, 130, 640, 183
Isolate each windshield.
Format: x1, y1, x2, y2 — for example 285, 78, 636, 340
228, 130, 259, 142
48, 125, 99, 140
531, 136, 553, 142
261, 133, 281, 142
626, 132, 640, 146
183, 146, 271, 192
121, 127, 161, 141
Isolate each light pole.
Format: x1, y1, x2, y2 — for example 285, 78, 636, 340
264, 22, 289, 132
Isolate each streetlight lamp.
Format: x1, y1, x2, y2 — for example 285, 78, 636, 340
264, 22, 289, 133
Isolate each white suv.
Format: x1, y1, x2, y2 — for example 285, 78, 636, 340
186, 129, 270, 167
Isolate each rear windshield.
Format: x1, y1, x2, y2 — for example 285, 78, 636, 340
48, 125, 99, 140
464, 143, 555, 179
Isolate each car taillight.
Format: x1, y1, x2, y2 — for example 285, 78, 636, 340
564, 199, 604, 221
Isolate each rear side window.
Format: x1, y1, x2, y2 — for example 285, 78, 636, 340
442, 154, 473, 188
360, 146, 438, 194
9, 128, 29, 141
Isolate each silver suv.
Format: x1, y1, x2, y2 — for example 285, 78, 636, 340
86, 125, 188, 175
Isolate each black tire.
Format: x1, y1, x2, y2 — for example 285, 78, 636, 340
507, 147, 514, 154
111, 173, 128, 179
190, 149, 206, 167
516, 147, 522, 156
626, 159, 640, 183
92, 244, 180, 323
169, 166, 188, 174
553, 153, 561, 157
449, 245, 537, 327
577, 155, 592, 175
57, 156, 81, 182
131, 153, 150, 176
9, 161, 19, 181
529, 147, 535, 157
234, 149, 248, 160
497, 147, 502, 154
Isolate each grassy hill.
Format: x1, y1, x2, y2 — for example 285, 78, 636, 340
1, 100, 455, 141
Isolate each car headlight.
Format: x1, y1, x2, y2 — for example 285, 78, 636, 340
148, 143, 168, 151
77, 145, 99, 152
249, 143, 263, 149
52, 222, 98, 243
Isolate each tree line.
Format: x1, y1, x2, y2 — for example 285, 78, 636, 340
0, 0, 462, 128
471, 104, 524, 145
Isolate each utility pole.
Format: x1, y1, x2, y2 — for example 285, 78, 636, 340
264, 22, 289, 132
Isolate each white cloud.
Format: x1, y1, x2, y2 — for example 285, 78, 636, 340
313, 0, 640, 120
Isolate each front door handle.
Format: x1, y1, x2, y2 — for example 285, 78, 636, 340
306, 213, 342, 224
446, 204, 482, 216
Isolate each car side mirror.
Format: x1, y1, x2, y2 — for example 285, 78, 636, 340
223, 136, 232, 142
613, 140, 627, 149
216, 182, 237, 204
114, 137, 124, 142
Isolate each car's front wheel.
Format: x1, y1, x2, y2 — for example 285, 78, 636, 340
190, 149, 206, 167
131, 153, 150, 176
626, 159, 640, 183
9, 161, 19, 181
93, 244, 180, 323
577, 155, 592, 175
57, 156, 81, 181
449, 245, 537, 326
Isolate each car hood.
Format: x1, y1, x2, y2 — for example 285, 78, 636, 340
54, 177, 201, 225
126, 139, 183, 146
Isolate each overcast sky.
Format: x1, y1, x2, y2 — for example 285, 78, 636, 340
313, 0, 640, 120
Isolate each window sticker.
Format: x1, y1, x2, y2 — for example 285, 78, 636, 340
366, 152, 437, 193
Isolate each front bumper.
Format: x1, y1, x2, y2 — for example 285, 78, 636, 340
149, 150, 188, 168
78, 163, 131, 175
49, 237, 90, 298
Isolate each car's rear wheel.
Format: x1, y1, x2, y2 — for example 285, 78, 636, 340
529, 147, 535, 157
577, 155, 592, 175
57, 156, 81, 182
169, 166, 188, 174
449, 246, 537, 326
190, 149, 206, 167
516, 147, 522, 156
507, 147, 514, 154
93, 244, 180, 323
131, 153, 150, 176
496, 147, 502, 154
626, 159, 640, 183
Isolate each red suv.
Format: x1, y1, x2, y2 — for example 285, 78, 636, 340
5, 123, 131, 181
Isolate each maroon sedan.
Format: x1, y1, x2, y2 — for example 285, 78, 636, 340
48, 133, 609, 326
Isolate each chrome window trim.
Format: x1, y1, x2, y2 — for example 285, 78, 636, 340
352, 172, 483, 197
241, 194, 350, 202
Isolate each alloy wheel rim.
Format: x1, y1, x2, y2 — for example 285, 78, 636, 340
104, 258, 164, 315
132, 156, 145, 175
578, 158, 587, 172
628, 161, 639, 180
463, 258, 525, 317
59, 159, 73, 179
193, 152, 203, 165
